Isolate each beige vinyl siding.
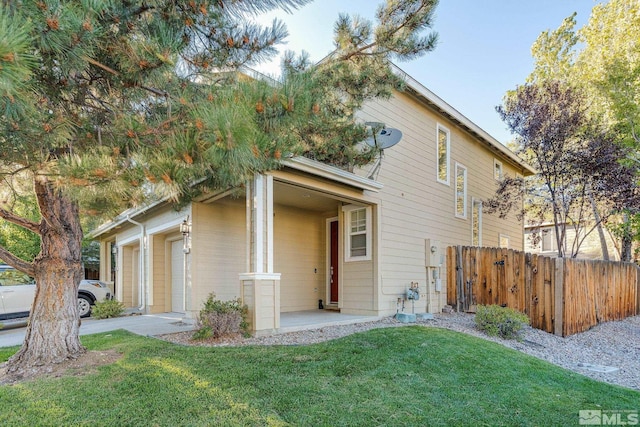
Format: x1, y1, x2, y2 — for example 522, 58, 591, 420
120, 245, 135, 307
357, 91, 524, 314
148, 232, 182, 313
150, 235, 166, 313
340, 203, 378, 315
116, 226, 141, 247
190, 199, 246, 312
274, 204, 325, 312
113, 205, 190, 243
122, 245, 140, 308
341, 260, 375, 314
140, 205, 187, 234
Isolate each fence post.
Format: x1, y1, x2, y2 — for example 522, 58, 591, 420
554, 258, 564, 337
637, 267, 640, 316
456, 246, 463, 312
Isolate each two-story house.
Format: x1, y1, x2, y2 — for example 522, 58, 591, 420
91, 65, 535, 333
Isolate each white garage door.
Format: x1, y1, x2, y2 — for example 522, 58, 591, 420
171, 240, 185, 313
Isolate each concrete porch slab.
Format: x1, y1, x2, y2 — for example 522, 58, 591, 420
278, 310, 382, 334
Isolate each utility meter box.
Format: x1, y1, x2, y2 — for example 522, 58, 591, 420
425, 239, 441, 267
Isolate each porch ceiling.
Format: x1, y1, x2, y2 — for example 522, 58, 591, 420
274, 182, 341, 212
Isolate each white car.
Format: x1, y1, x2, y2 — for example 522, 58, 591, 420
0, 266, 112, 319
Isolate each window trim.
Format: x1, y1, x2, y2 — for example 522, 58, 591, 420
540, 228, 556, 253
493, 158, 503, 181
471, 198, 482, 246
454, 162, 467, 219
436, 124, 450, 185
342, 205, 372, 262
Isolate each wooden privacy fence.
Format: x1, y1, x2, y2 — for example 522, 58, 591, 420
446, 246, 640, 336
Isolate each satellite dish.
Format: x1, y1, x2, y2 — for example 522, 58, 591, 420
364, 126, 403, 180
365, 128, 403, 150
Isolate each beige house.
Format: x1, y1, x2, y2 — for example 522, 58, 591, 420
92, 65, 535, 332
524, 222, 622, 261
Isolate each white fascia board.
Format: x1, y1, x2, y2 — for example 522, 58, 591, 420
391, 64, 537, 176
88, 198, 168, 239
282, 156, 384, 192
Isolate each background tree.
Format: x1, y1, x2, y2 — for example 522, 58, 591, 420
0, 174, 40, 263
493, 0, 640, 260
0, 0, 439, 376
488, 81, 639, 258
577, 0, 640, 259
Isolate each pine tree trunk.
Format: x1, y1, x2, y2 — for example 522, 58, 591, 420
5, 177, 85, 374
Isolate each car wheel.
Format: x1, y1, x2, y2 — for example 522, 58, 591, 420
78, 295, 93, 318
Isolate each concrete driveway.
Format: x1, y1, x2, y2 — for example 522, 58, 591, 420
0, 313, 195, 348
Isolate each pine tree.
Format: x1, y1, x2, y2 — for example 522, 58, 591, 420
0, 0, 438, 375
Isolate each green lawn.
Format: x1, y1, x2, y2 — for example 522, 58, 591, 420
0, 326, 637, 426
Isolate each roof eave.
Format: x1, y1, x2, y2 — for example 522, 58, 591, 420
391, 64, 537, 176
281, 156, 384, 192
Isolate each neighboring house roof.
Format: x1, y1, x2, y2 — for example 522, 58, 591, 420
89, 156, 382, 238
525, 223, 556, 229
392, 64, 536, 176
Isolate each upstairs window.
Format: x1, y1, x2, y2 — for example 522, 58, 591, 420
494, 159, 503, 180
455, 163, 467, 219
472, 199, 482, 246
343, 205, 372, 262
437, 124, 450, 185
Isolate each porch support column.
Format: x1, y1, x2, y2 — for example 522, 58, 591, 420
240, 174, 280, 333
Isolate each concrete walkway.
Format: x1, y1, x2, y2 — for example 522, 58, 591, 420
0, 313, 195, 348
0, 309, 381, 348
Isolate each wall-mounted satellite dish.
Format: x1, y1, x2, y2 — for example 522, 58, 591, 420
365, 128, 403, 150
363, 124, 403, 180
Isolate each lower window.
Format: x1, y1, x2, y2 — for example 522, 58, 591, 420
342, 205, 372, 262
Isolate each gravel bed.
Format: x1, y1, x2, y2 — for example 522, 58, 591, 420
160, 313, 640, 391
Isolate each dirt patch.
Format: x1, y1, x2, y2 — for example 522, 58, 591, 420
161, 330, 248, 347
0, 350, 123, 385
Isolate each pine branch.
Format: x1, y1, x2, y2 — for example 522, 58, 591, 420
0, 244, 35, 277
338, 0, 436, 61
0, 206, 40, 234
83, 56, 168, 98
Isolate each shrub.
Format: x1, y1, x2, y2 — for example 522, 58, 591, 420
91, 299, 125, 319
474, 304, 530, 340
193, 293, 249, 340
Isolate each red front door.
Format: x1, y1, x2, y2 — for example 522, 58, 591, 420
330, 220, 339, 304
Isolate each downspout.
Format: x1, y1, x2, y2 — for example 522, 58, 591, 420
126, 216, 147, 312
183, 250, 187, 313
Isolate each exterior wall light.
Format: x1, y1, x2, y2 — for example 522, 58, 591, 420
181, 216, 192, 254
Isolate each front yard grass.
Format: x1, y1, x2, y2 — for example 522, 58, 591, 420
0, 326, 637, 426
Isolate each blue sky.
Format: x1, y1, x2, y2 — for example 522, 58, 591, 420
253, 0, 600, 144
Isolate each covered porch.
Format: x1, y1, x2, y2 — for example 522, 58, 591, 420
240, 157, 383, 333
